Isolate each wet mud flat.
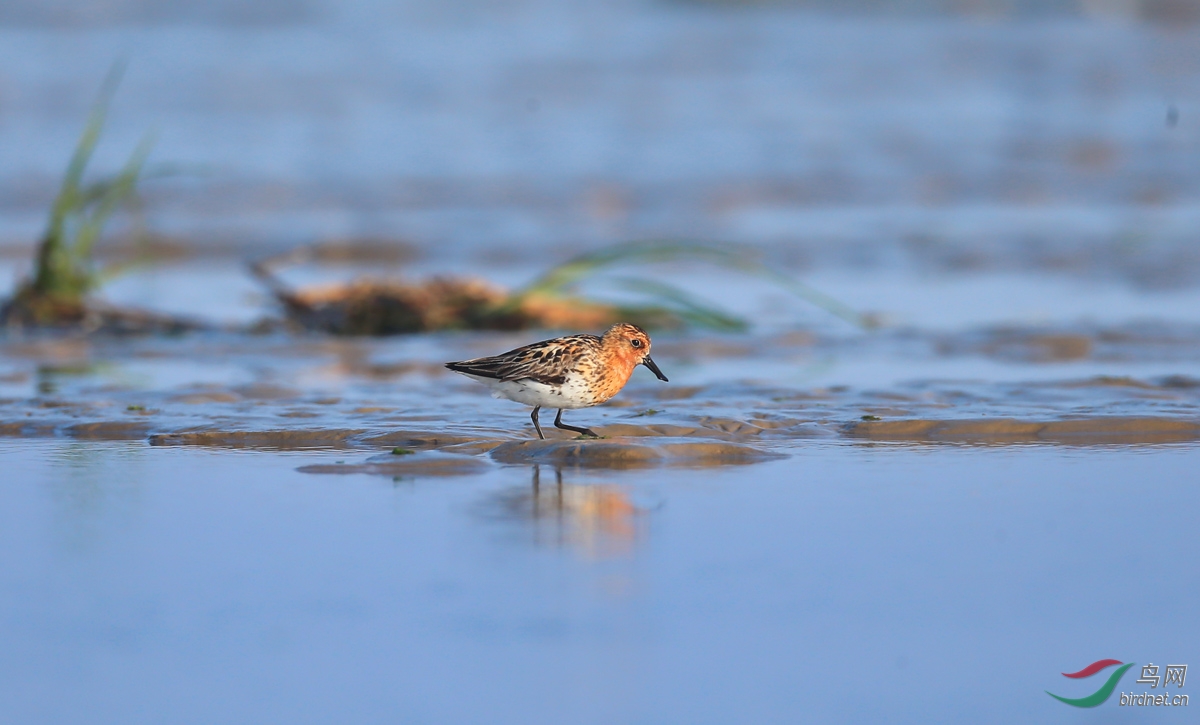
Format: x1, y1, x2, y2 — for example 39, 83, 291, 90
3, 325, 1200, 472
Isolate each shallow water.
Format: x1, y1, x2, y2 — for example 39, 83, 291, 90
2, 438, 1197, 723
4, 0, 1200, 288
3, 313, 1200, 721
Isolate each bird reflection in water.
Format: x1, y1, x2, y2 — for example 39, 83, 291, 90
489, 465, 644, 557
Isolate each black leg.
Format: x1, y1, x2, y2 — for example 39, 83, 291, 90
530, 406, 545, 440
554, 409, 598, 438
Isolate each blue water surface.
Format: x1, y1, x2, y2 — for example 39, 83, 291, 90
1, 438, 1196, 723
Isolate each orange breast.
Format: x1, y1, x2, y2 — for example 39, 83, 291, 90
592, 359, 637, 403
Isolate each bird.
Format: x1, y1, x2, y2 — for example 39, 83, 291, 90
445, 323, 669, 439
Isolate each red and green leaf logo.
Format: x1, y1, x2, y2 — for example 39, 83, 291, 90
1047, 659, 1134, 707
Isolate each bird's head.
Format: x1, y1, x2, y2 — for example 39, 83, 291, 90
601, 323, 668, 382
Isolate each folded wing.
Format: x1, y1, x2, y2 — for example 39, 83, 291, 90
446, 335, 595, 386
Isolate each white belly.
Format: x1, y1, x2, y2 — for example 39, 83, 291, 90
462, 374, 596, 409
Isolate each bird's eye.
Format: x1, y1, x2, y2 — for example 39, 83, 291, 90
630, 338, 643, 349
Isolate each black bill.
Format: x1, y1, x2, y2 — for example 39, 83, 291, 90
642, 355, 669, 382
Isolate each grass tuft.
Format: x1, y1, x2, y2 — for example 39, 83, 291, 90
2, 62, 157, 327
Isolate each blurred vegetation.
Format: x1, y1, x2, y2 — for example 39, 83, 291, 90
254, 240, 871, 335
508, 241, 871, 329
0, 68, 867, 337
1, 64, 156, 328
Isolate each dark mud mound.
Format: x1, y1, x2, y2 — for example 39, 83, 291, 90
845, 417, 1200, 445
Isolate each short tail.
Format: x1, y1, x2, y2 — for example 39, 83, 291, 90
445, 360, 499, 379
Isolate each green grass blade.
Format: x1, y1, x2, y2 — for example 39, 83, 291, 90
513, 239, 872, 330
612, 277, 748, 331
517, 241, 740, 297
57, 61, 125, 210
72, 130, 155, 261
